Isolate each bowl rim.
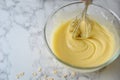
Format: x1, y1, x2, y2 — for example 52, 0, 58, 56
44, 1, 120, 70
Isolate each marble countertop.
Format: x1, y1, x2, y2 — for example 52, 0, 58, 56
0, 0, 120, 80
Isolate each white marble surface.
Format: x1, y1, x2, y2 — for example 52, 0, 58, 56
0, 0, 120, 80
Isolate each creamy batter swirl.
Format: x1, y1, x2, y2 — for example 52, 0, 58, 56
52, 19, 115, 68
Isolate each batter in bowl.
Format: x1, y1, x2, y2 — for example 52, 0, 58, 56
52, 18, 115, 68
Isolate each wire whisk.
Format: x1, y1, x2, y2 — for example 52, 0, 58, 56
69, 0, 93, 39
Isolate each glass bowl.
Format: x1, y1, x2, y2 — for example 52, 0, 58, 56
44, 2, 120, 72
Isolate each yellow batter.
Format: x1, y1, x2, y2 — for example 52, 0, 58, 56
52, 18, 115, 68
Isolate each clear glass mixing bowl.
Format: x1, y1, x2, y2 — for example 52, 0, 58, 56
44, 2, 120, 72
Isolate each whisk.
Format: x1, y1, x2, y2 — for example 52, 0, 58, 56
70, 0, 92, 39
